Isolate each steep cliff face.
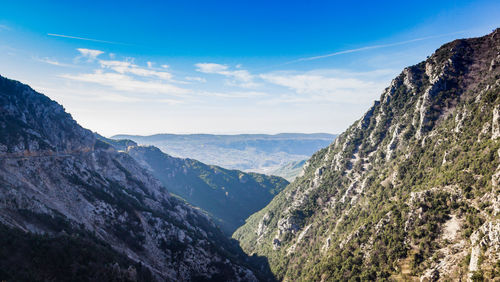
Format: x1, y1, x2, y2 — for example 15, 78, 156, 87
0, 76, 263, 281
234, 29, 500, 280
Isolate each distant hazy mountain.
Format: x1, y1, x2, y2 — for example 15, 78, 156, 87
96, 135, 289, 234
112, 133, 337, 174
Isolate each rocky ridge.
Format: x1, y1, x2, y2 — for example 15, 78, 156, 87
0, 75, 267, 281
234, 29, 500, 280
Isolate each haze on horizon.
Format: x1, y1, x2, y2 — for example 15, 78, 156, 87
0, 0, 499, 136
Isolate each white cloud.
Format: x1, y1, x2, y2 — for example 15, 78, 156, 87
62, 52, 185, 95
196, 63, 228, 73
0, 24, 10, 31
99, 60, 172, 80
261, 73, 371, 93
185, 76, 207, 83
197, 90, 268, 98
60, 70, 187, 95
35, 57, 72, 67
35, 85, 185, 104
260, 69, 392, 104
161, 64, 169, 69
195, 63, 257, 88
157, 98, 184, 105
77, 48, 104, 61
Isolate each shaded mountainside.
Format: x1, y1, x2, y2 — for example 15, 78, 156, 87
96, 135, 288, 235
113, 133, 336, 174
234, 29, 500, 280
0, 75, 272, 281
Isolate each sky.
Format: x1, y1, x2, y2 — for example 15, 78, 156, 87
0, 0, 499, 136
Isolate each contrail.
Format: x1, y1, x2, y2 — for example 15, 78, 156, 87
47, 33, 128, 45
288, 30, 468, 64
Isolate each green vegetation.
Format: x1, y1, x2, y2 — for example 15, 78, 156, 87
125, 145, 289, 234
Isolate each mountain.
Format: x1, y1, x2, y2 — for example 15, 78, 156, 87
112, 133, 336, 174
234, 29, 500, 280
0, 75, 272, 281
95, 135, 289, 235
268, 160, 307, 182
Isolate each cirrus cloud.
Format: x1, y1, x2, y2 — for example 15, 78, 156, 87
99, 60, 173, 80
259, 69, 393, 104
195, 63, 258, 88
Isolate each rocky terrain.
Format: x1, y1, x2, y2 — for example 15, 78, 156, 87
234, 29, 500, 280
96, 135, 288, 235
113, 133, 336, 176
0, 75, 271, 281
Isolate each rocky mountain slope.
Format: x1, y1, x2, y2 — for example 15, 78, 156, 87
96, 135, 288, 235
0, 75, 271, 281
234, 29, 500, 280
113, 133, 336, 174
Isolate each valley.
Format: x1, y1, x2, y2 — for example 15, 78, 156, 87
96, 134, 289, 234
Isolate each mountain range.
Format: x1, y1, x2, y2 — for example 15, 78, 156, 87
112, 133, 336, 179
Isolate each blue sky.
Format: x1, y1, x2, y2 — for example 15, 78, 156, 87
0, 0, 499, 136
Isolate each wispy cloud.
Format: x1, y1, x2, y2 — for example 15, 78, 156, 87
185, 76, 207, 83
196, 63, 229, 73
288, 31, 467, 63
61, 53, 186, 95
34, 85, 184, 104
47, 33, 127, 45
260, 69, 392, 104
60, 70, 187, 95
157, 98, 185, 105
77, 48, 104, 62
99, 60, 173, 80
198, 90, 268, 98
34, 57, 73, 67
0, 24, 10, 31
195, 63, 258, 88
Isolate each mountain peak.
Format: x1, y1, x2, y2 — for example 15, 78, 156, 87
0, 75, 95, 154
